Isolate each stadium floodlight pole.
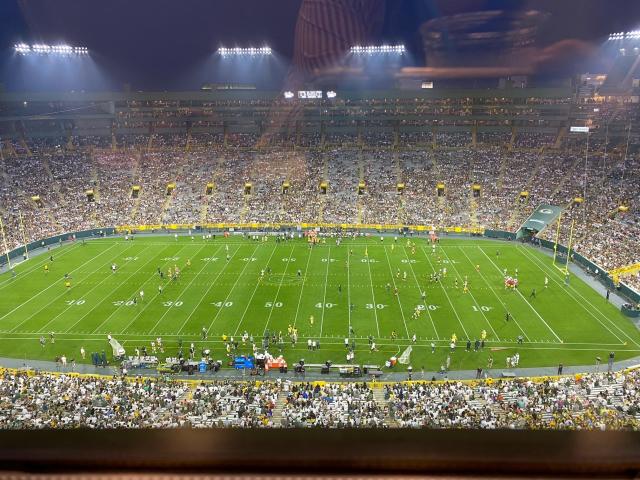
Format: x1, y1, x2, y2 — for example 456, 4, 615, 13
601, 121, 609, 187
552, 212, 562, 266
565, 219, 576, 275
18, 211, 29, 259
0, 215, 11, 270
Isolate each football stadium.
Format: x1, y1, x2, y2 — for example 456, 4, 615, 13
3, 2, 640, 460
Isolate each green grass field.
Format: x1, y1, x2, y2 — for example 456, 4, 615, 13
0, 234, 639, 373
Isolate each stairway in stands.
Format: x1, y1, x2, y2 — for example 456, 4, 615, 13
506, 149, 546, 231
39, 152, 65, 231
316, 152, 329, 223
270, 391, 285, 427
129, 151, 143, 222
372, 385, 397, 427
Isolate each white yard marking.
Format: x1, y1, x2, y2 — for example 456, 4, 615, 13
420, 247, 470, 339
232, 244, 278, 335
479, 247, 562, 343
363, 248, 381, 337
149, 244, 223, 333
457, 247, 530, 341
382, 246, 409, 338
401, 246, 439, 339
0, 243, 81, 290
292, 244, 314, 328
319, 246, 331, 336
95, 244, 196, 334
3, 243, 122, 330
517, 245, 636, 346
263, 246, 296, 335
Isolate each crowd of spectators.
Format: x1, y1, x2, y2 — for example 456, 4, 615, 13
2, 368, 640, 429
0, 130, 638, 293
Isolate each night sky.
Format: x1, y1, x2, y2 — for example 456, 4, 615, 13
1, 0, 640, 91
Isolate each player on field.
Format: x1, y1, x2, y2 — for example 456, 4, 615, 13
530, 288, 536, 299
201, 327, 207, 340
309, 315, 314, 326
65, 280, 71, 291
544, 276, 549, 288
44, 264, 49, 275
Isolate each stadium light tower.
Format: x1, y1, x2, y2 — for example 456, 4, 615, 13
607, 30, 640, 41
217, 46, 272, 57
14, 43, 89, 55
349, 44, 405, 55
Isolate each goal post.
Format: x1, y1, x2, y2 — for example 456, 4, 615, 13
552, 213, 575, 276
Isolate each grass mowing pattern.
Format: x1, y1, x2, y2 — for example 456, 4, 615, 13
0, 235, 638, 373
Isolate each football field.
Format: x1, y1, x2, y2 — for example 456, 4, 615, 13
0, 234, 639, 373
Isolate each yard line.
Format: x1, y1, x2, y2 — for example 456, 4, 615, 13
457, 247, 530, 341
0, 242, 81, 290
479, 247, 563, 343
438, 246, 501, 341
516, 244, 638, 346
401, 246, 439, 339
178, 245, 243, 336
382, 246, 409, 338
264, 245, 296, 335
1, 243, 121, 328
232, 244, 278, 336
21, 243, 143, 334
363, 248, 381, 337
49, 244, 156, 334
94, 244, 194, 334
147, 244, 220, 334
292, 244, 314, 327
319, 246, 332, 336
419, 246, 469, 339
0, 332, 630, 348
